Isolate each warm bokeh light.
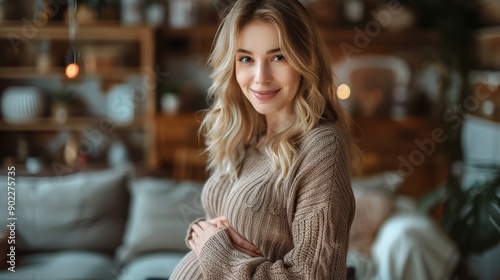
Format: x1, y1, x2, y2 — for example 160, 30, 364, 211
337, 84, 351, 100
65, 63, 79, 79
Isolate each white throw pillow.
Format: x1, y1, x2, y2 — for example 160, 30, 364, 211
351, 171, 404, 194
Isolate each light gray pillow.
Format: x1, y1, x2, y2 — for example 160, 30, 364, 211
0, 164, 131, 254
116, 179, 205, 265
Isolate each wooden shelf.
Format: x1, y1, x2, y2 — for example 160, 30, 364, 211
163, 24, 219, 38
0, 67, 143, 80
476, 25, 500, 40
0, 21, 154, 41
160, 24, 439, 46
319, 28, 439, 46
0, 117, 145, 131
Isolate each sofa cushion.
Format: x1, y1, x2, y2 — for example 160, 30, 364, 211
0, 164, 131, 254
0, 251, 114, 280
119, 252, 186, 280
116, 179, 204, 265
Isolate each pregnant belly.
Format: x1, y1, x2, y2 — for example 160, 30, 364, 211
170, 251, 204, 280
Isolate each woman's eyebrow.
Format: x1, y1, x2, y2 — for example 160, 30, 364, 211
237, 48, 281, 54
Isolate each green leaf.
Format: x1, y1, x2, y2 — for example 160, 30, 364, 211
416, 185, 447, 214
448, 178, 500, 255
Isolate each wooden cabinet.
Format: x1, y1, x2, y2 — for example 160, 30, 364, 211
155, 113, 205, 171
352, 117, 446, 197
0, 23, 156, 168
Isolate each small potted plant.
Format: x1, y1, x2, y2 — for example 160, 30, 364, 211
418, 163, 500, 278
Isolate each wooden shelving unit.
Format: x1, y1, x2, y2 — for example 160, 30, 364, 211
0, 22, 158, 168
0, 19, 442, 175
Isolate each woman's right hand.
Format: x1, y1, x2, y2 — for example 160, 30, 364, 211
207, 216, 263, 257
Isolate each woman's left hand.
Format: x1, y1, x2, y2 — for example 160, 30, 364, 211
188, 221, 224, 257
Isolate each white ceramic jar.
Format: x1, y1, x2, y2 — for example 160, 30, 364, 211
121, 0, 142, 25
107, 84, 135, 125
168, 0, 197, 28
1, 86, 45, 123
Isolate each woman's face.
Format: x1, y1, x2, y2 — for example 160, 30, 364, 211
235, 20, 301, 118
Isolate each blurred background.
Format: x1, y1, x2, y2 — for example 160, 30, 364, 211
0, 0, 499, 279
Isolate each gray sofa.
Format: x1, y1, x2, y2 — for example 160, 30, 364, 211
0, 164, 461, 280
0, 164, 204, 280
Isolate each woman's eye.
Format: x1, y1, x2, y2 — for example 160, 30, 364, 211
273, 55, 285, 62
238, 57, 253, 63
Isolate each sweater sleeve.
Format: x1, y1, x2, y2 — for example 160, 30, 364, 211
197, 126, 356, 280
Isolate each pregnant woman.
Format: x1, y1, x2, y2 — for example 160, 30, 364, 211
170, 0, 357, 279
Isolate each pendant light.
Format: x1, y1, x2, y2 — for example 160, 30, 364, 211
65, 0, 79, 79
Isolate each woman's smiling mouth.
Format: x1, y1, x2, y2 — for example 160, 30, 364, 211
251, 89, 281, 100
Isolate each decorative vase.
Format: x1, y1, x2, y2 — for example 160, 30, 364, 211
161, 93, 180, 114
51, 103, 69, 124
168, 0, 197, 28
107, 84, 135, 125
343, 0, 364, 24
121, 0, 142, 25
1, 86, 45, 124
145, 3, 165, 27
107, 141, 129, 166
64, 132, 80, 167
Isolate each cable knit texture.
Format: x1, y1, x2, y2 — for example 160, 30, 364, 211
170, 121, 355, 279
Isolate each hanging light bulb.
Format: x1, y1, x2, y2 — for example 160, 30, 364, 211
65, 63, 79, 79
65, 0, 79, 79
65, 47, 79, 78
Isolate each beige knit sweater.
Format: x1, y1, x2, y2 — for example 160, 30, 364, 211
170, 121, 355, 280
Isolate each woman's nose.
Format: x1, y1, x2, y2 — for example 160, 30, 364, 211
254, 63, 272, 84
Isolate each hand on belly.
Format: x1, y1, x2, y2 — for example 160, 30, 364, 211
189, 216, 263, 258
189, 220, 224, 257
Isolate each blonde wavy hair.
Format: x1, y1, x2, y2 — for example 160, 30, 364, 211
201, 0, 356, 182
